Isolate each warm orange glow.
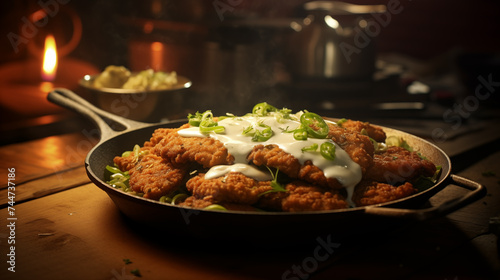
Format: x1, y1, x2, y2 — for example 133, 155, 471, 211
31, 9, 48, 23
151, 41, 164, 71
40, 81, 54, 93
143, 21, 154, 34
151, 41, 163, 52
42, 34, 58, 81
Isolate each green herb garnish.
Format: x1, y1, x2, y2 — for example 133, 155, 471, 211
412, 166, 442, 191
260, 167, 287, 196
242, 122, 273, 142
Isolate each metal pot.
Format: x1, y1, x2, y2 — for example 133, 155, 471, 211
288, 1, 386, 80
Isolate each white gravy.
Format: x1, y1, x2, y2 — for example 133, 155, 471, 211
177, 114, 362, 204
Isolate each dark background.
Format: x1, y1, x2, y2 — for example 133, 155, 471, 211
1, 0, 499, 142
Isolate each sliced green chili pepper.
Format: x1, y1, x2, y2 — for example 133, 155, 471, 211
320, 142, 336, 161
293, 128, 308, 140
300, 112, 329, 139
252, 102, 277, 116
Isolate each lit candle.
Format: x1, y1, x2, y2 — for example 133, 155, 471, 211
42, 34, 58, 82
40, 34, 58, 94
0, 34, 99, 117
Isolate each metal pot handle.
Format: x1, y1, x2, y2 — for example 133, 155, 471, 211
47, 88, 150, 142
364, 174, 487, 220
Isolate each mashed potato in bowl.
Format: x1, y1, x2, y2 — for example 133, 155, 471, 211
92, 65, 178, 91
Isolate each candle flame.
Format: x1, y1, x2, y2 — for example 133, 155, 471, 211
42, 34, 58, 81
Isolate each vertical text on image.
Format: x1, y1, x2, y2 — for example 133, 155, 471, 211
6, 168, 17, 273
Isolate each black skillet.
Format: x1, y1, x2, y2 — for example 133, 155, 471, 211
48, 88, 486, 242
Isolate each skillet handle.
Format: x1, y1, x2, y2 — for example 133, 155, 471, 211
47, 88, 150, 141
364, 174, 487, 221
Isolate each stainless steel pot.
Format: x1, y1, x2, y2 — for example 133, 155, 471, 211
288, 1, 386, 80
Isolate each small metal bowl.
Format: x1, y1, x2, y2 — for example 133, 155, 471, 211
79, 74, 192, 122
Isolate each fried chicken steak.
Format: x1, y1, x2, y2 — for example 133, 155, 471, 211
109, 104, 438, 212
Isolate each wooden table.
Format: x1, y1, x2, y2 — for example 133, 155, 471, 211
1, 117, 499, 280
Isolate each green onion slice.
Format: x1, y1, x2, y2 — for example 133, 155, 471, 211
199, 111, 225, 133
106, 165, 123, 174
159, 196, 172, 203
301, 143, 318, 152
171, 193, 189, 205
203, 204, 227, 211
187, 111, 202, 126
336, 118, 347, 127
121, 150, 132, 158
274, 108, 293, 123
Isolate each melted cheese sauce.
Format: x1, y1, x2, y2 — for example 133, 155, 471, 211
178, 115, 362, 204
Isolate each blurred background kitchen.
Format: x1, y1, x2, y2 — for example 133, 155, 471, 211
1, 0, 499, 145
